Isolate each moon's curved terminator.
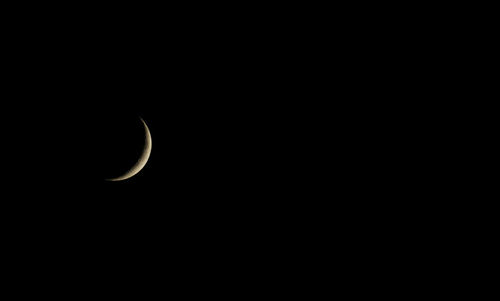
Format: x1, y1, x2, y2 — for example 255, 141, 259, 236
106, 118, 152, 181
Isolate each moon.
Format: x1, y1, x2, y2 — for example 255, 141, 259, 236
106, 118, 152, 181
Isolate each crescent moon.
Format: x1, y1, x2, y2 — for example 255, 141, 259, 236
106, 118, 152, 181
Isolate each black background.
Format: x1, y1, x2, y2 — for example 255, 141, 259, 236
0, 3, 473, 295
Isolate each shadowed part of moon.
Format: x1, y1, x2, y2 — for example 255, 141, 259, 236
106, 118, 152, 181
